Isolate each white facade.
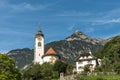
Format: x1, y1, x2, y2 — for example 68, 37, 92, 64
34, 30, 60, 65
43, 55, 59, 63
76, 51, 98, 73
34, 30, 44, 64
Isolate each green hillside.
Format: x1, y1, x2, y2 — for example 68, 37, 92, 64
95, 35, 120, 72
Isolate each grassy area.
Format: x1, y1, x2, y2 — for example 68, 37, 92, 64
77, 75, 120, 80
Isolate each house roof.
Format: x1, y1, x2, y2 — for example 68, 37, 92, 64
75, 51, 97, 61
76, 58, 97, 62
80, 51, 91, 57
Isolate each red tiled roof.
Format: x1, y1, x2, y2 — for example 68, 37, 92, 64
45, 47, 57, 55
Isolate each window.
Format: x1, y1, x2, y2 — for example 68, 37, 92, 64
88, 60, 92, 64
78, 66, 83, 69
38, 42, 41, 46
78, 62, 83, 64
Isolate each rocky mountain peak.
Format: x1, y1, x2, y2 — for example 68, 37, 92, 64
65, 30, 104, 45
66, 30, 88, 41
74, 30, 85, 35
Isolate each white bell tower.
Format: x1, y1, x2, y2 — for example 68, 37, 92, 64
34, 30, 44, 64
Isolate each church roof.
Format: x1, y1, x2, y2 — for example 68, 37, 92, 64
45, 47, 57, 55
42, 47, 60, 59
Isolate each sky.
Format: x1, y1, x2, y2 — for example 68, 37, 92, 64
0, 0, 120, 53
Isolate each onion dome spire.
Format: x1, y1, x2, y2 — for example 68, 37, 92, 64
35, 29, 44, 38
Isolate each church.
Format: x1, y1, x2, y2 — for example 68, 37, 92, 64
34, 30, 60, 64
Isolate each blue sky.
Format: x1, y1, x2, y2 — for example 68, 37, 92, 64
0, 0, 120, 53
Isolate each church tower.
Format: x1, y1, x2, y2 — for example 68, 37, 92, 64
34, 30, 44, 64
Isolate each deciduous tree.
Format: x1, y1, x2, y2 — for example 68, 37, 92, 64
0, 54, 22, 80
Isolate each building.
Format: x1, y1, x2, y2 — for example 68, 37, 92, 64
76, 51, 101, 73
34, 30, 60, 64
42, 47, 60, 63
34, 30, 44, 64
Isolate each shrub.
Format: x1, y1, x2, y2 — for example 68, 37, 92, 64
96, 77, 104, 80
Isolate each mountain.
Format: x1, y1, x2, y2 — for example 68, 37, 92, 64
45, 30, 104, 62
8, 48, 34, 69
66, 30, 104, 45
7, 30, 104, 69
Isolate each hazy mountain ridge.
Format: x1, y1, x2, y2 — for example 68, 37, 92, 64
8, 48, 34, 69
7, 30, 106, 69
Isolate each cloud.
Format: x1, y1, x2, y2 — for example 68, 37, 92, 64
85, 27, 95, 33
0, 48, 10, 53
102, 8, 120, 19
91, 18, 120, 26
102, 32, 120, 39
0, 40, 32, 53
11, 3, 50, 11
0, 28, 33, 37
57, 11, 92, 16
0, 1, 53, 12
0, 0, 8, 8
90, 8, 120, 25
68, 24, 76, 31
56, 8, 120, 26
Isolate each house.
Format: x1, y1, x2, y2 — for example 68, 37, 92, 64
76, 51, 101, 73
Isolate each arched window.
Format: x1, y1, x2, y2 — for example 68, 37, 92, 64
38, 42, 41, 46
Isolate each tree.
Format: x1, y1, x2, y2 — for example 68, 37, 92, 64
84, 65, 90, 73
66, 64, 73, 75
41, 62, 58, 79
94, 65, 103, 72
0, 54, 22, 80
53, 60, 68, 75
23, 63, 59, 80
114, 63, 120, 74
95, 36, 120, 73
23, 64, 43, 80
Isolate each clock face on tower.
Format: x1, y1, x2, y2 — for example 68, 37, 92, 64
38, 37, 41, 40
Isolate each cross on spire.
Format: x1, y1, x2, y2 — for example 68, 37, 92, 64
38, 22, 41, 30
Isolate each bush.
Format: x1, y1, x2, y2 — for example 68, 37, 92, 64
77, 75, 85, 80
96, 77, 104, 80
114, 64, 120, 74
23, 63, 59, 80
